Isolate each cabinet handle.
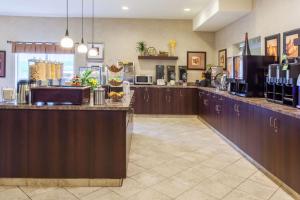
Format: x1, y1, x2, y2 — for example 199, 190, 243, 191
180, 90, 183, 97
147, 92, 150, 103
274, 118, 278, 133
269, 116, 274, 128
199, 92, 202, 97
236, 105, 240, 113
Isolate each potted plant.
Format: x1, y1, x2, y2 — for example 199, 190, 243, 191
136, 41, 147, 56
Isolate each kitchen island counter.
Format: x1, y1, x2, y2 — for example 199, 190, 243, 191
0, 92, 134, 187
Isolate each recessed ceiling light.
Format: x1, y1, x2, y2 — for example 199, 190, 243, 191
122, 6, 129, 10
184, 8, 191, 12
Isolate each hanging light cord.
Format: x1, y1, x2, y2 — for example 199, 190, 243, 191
66, 0, 69, 33
81, 0, 84, 42
92, 0, 95, 47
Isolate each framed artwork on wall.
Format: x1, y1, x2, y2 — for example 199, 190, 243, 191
187, 51, 206, 70
283, 29, 300, 59
265, 34, 280, 63
0, 51, 6, 77
87, 43, 104, 61
218, 49, 227, 70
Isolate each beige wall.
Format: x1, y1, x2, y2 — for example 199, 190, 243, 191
0, 16, 216, 87
215, 0, 300, 58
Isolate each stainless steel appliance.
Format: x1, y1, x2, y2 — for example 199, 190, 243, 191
156, 65, 165, 80
94, 87, 106, 105
119, 61, 135, 84
167, 66, 176, 82
17, 80, 29, 104
135, 75, 153, 85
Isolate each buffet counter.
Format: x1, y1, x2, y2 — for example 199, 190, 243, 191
0, 92, 134, 187
198, 87, 300, 119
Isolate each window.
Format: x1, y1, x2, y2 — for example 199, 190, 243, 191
15, 53, 74, 83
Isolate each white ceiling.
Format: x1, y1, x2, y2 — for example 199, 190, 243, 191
0, 0, 211, 19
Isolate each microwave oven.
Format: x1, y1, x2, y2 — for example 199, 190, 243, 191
135, 75, 153, 85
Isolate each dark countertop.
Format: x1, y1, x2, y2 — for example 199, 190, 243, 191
198, 87, 300, 119
131, 84, 198, 89
0, 91, 134, 111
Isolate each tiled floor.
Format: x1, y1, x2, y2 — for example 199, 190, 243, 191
0, 116, 296, 200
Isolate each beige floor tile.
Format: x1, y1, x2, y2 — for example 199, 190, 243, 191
151, 177, 192, 198
80, 188, 114, 200
110, 178, 144, 198
65, 187, 101, 198
176, 189, 218, 200
269, 188, 296, 200
127, 188, 171, 200
236, 179, 277, 200
152, 158, 193, 177
179, 151, 209, 164
30, 188, 77, 200
131, 170, 166, 187
0, 186, 13, 192
0, 188, 29, 200
223, 189, 261, 200
84, 191, 124, 200
184, 165, 219, 181
249, 171, 279, 189
194, 178, 234, 199
20, 186, 58, 198
201, 157, 232, 170
127, 163, 146, 177
222, 162, 257, 178
208, 171, 245, 188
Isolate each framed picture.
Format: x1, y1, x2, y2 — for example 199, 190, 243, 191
265, 34, 280, 62
218, 49, 227, 70
187, 51, 206, 70
0, 51, 6, 77
87, 43, 104, 61
283, 29, 300, 59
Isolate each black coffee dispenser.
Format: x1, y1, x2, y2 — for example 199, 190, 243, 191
179, 66, 187, 82
232, 55, 275, 97
167, 66, 176, 82
156, 65, 165, 80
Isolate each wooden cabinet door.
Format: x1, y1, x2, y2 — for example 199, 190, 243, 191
198, 90, 204, 116
285, 116, 300, 193
148, 88, 160, 114
246, 105, 263, 163
0, 110, 28, 178
175, 88, 198, 115
132, 87, 144, 114
159, 88, 175, 114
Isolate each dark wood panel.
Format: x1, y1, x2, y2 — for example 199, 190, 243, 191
90, 111, 126, 178
0, 110, 28, 178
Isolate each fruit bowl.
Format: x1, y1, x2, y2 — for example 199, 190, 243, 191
109, 79, 123, 87
108, 92, 125, 102
108, 65, 123, 73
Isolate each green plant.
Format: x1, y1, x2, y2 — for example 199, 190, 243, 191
136, 41, 147, 55
80, 69, 99, 90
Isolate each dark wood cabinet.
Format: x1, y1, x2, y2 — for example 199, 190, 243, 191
132, 87, 198, 115
198, 89, 300, 195
0, 110, 28, 178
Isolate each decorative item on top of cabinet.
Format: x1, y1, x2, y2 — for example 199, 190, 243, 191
242, 32, 251, 56
136, 41, 147, 56
283, 28, 300, 60
0, 51, 6, 77
265, 33, 281, 63
146, 47, 157, 56
218, 49, 227, 70
187, 51, 206, 70
168, 40, 177, 56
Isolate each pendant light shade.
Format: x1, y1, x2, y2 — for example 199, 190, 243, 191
61, 0, 74, 48
77, 0, 87, 53
88, 0, 98, 56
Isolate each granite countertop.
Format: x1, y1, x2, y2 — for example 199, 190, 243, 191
0, 91, 134, 111
198, 87, 300, 119
131, 84, 198, 89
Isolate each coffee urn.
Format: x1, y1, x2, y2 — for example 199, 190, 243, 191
17, 80, 29, 104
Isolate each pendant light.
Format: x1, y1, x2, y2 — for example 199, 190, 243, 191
88, 0, 98, 57
77, 0, 88, 53
61, 0, 74, 48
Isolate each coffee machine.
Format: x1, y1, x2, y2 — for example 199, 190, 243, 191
167, 65, 176, 83
282, 62, 300, 107
233, 55, 275, 97
156, 65, 165, 85
179, 66, 187, 83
